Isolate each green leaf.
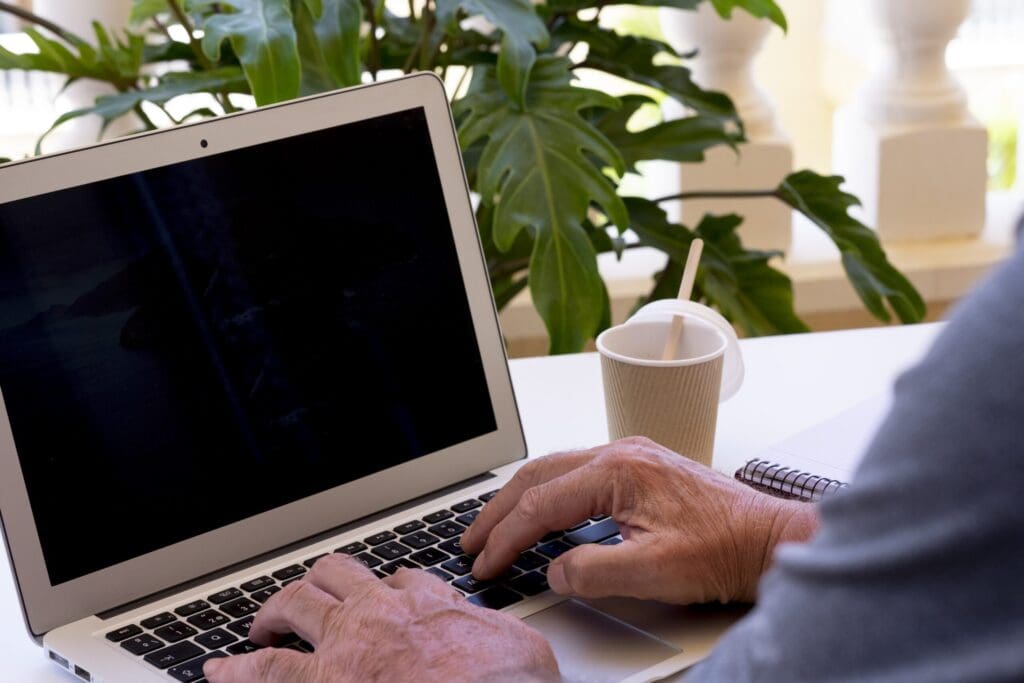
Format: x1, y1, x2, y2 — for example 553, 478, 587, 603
37, 67, 248, 150
627, 197, 807, 335
194, 0, 301, 105
559, 21, 741, 129
294, 0, 362, 93
0, 157, 11, 165
456, 57, 627, 354
547, 0, 787, 31
129, 0, 171, 25
594, 95, 739, 172
437, 0, 548, 107
0, 26, 141, 88
775, 171, 926, 324
492, 275, 529, 310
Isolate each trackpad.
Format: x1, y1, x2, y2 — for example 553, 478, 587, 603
523, 599, 681, 683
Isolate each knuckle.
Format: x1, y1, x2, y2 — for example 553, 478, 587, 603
516, 486, 545, 521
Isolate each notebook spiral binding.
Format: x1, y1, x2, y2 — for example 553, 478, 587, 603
735, 458, 849, 502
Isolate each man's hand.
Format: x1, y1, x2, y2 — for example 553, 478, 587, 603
462, 437, 817, 604
203, 554, 559, 683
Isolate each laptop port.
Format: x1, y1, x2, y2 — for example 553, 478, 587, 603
74, 664, 92, 681
47, 650, 69, 669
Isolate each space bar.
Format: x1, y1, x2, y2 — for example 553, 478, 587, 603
564, 518, 620, 546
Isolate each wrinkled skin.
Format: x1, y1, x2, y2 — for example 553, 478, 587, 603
206, 437, 816, 681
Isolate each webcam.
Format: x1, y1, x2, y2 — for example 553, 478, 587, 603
200, 139, 209, 148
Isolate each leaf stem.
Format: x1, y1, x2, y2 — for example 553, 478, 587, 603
165, 0, 237, 114
0, 1, 85, 44
134, 102, 159, 131
363, 0, 381, 81
652, 189, 780, 204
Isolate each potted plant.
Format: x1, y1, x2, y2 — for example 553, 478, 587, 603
0, 0, 925, 353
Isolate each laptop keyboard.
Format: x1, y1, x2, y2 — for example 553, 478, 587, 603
103, 490, 621, 681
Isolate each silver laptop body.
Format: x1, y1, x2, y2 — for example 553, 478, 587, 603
0, 74, 731, 683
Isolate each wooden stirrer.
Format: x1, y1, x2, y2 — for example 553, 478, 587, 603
660, 238, 704, 361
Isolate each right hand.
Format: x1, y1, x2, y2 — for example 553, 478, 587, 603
461, 437, 817, 604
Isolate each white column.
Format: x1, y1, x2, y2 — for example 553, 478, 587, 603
660, 3, 794, 252
32, 0, 136, 153
832, 0, 987, 242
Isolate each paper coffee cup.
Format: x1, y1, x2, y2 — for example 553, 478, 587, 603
596, 301, 743, 467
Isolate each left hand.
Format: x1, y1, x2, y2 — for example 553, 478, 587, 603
202, 553, 559, 683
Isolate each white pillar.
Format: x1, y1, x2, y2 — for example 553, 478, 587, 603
32, 0, 136, 153
660, 3, 794, 252
832, 0, 987, 242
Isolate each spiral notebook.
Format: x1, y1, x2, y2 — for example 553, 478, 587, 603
734, 395, 892, 502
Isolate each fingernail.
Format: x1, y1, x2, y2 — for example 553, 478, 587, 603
471, 549, 488, 576
204, 659, 223, 677
547, 562, 568, 594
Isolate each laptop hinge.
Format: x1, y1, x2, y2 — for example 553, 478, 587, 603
97, 471, 496, 620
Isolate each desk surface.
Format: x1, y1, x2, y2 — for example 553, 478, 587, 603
0, 323, 941, 681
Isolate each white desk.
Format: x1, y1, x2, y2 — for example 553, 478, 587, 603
0, 323, 941, 681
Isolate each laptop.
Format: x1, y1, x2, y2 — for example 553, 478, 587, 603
0, 74, 731, 683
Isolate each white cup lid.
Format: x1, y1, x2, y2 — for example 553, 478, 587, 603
629, 299, 745, 401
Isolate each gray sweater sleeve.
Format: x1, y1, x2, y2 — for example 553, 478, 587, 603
687, 243, 1024, 683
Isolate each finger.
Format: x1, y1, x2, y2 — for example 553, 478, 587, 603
462, 449, 597, 554
304, 552, 383, 601
204, 648, 313, 683
385, 567, 460, 600
472, 464, 613, 579
547, 542, 651, 600
249, 581, 341, 647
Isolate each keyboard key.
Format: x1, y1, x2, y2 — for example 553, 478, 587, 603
469, 586, 523, 610
409, 547, 449, 566
207, 588, 242, 605
251, 586, 281, 604
422, 509, 454, 524
303, 554, 328, 568
426, 567, 454, 582
565, 518, 620, 546
452, 575, 492, 594
195, 628, 238, 650
153, 621, 198, 644
400, 531, 440, 550
186, 610, 229, 631
456, 510, 480, 526
271, 565, 305, 582
539, 531, 562, 543
364, 531, 396, 546
478, 490, 499, 502
564, 521, 590, 532
174, 601, 209, 618
591, 514, 609, 522
451, 499, 482, 513
373, 569, 387, 579
380, 558, 420, 575
371, 541, 411, 561
226, 639, 261, 655
537, 540, 572, 559
336, 542, 367, 555
428, 521, 465, 539
508, 571, 550, 596
144, 641, 204, 669
140, 612, 176, 630
298, 639, 315, 652
441, 555, 474, 576
601, 536, 623, 546
394, 520, 425, 534
121, 633, 164, 655
221, 597, 260, 619
438, 538, 464, 555
240, 576, 274, 592
105, 624, 142, 642
227, 617, 255, 638
513, 551, 548, 572
354, 552, 382, 568
168, 651, 227, 682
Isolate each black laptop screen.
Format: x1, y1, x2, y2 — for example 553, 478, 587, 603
0, 107, 497, 585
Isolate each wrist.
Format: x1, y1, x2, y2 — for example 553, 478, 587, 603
732, 495, 818, 602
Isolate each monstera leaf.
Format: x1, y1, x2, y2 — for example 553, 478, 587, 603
294, 0, 362, 92
627, 197, 806, 335
193, 0, 303, 105
0, 25, 143, 89
456, 57, 627, 353
594, 95, 740, 172
437, 0, 548, 107
776, 172, 926, 324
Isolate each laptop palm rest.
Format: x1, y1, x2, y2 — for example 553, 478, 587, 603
522, 599, 681, 683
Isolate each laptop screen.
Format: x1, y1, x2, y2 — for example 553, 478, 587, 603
0, 107, 497, 585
